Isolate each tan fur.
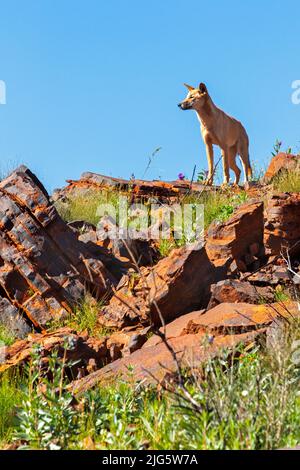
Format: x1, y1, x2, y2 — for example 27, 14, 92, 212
179, 83, 252, 185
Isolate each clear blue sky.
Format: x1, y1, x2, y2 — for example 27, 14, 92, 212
0, 0, 299, 191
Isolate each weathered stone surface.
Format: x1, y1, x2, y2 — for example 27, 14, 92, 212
68, 300, 300, 393
111, 238, 158, 267
182, 302, 299, 336
263, 153, 300, 184
0, 166, 119, 331
54, 172, 218, 204
144, 301, 295, 348
207, 279, 274, 309
264, 193, 300, 255
99, 242, 221, 328
0, 296, 31, 338
107, 325, 152, 357
206, 201, 265, 272
70, 330, 262, 394
0, 327, 109, 375
143, 310, 205, 348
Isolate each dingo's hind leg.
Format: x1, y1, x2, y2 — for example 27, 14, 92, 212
228, 146, 241, 185
239, 141, 252, 183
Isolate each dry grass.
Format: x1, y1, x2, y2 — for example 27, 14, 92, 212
272, 168, 300, 193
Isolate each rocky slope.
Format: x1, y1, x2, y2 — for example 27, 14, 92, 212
0, 153, 299, 393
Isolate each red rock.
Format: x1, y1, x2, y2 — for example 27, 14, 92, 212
206, 201, 265, 271
107, 326, 151, 356
264, 193, 300, 255
182, 301, 299, 336
249, 242, 260, 256
100, 242, 219, 328
54, 172, 218, 205
0, 166, 119, 331
0, 296, 31, 338
0, 327, 109, 375
207, 279, 274, 309
143, 310, 205, 348
70, 330, 262, 394
263, 153, 299, 184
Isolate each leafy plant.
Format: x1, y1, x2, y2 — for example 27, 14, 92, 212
197, 170, 208, 182
272, 139, 282, 157
14, 341, 79, 450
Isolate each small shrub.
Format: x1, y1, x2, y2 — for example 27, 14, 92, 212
14, 342, 80, 450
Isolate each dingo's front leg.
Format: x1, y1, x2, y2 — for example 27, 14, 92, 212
204, 142, 214, 185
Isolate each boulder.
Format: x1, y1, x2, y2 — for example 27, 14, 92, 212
0, 297, 31, 339
206, 201, 265, 272
99, 242, 220, 328
107, 325, 152, 357
207, 279, 274, 309
0, 327, 109, 375
70, 300, 300, 393
143, 310, 205, 348
264, 193, 300, 255
263, 153, 300, 184
144, 301, 296, 348
0, 166, 119, 331
181, 301, 299, 336
70, 330, 262, 394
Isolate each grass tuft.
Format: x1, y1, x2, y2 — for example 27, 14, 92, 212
272, 168, 300, 193
50, 295, 111, 338
0, 325, 16, 346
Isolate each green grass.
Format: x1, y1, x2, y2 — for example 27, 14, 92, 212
156, 189, 248, 257
272, 168, 300, 193
2, 313, 300, 450
55, 188, 122, 226
49, 295, 111, 338
0, 373, 23, 446
56, 186, 249, 259
0, 325, 16, 346
274, 285, 291, 303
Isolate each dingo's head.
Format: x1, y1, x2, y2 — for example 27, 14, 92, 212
178, 83, 208, 110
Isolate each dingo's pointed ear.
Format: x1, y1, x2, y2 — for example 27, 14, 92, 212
199, 83, 207, 93
184, 83, 195, 91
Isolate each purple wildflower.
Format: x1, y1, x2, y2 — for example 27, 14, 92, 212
178, 173, 185, 181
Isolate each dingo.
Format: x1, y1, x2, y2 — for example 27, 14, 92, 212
178, 82, 252, 186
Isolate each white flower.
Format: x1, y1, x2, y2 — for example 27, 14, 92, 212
241, 390, 249, 397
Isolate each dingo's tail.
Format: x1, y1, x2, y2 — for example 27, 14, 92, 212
247, 162, 253, 180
